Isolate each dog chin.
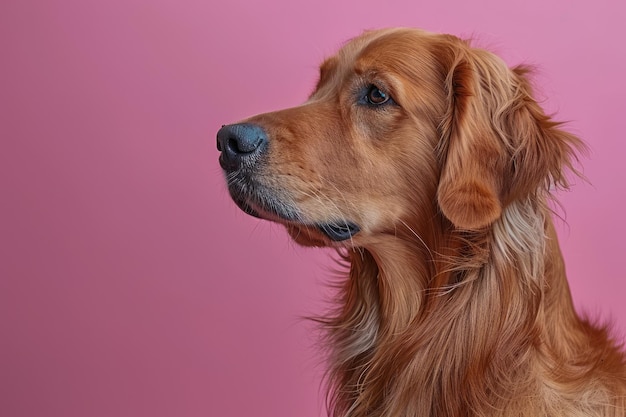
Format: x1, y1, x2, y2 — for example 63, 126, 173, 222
286, 224, 331, 247
286, 222, 361, 247
228, 187, 297, 221
230, 191, 361, 246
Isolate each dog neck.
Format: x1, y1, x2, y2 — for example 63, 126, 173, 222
323, 197, 595, 416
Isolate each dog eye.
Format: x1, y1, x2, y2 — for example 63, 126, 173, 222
365, 85, 390, 105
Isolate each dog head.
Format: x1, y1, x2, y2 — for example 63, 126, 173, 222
217, 28, 579, 247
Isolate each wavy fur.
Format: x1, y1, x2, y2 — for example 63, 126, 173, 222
220, 28, 626, 416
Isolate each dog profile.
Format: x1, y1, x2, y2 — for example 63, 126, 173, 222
217, 28, 626, 417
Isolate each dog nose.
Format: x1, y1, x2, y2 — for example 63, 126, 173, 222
217, 123, 268, 170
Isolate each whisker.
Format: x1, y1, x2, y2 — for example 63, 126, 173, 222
398, 219, 435, 262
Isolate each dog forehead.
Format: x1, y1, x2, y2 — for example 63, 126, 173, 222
319, 29, 406, 71
311, 28, 452, 101
334, 28, 444, 75
334, 29, 402, 61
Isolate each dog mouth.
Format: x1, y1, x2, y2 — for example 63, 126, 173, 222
227, 181, 360, 242
317, 222, 361, 241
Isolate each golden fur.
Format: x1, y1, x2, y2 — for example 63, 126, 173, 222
218, 28, 626, 416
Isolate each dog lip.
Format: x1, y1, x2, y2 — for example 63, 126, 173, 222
229, 192, 263, 219
228, 184, 302, 223
224, 172, 360, 241
233, 192, 361, 242
317, 222, 361, 241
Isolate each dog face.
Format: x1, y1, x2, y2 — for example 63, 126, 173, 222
218, 29, 447, 247
217, 28, 576, 247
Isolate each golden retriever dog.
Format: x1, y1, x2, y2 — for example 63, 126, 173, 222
217, 28, 626, 416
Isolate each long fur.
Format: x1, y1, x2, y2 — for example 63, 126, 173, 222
220, 28, 626, 417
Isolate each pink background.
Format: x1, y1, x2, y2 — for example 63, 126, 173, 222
1, 1, 625, 416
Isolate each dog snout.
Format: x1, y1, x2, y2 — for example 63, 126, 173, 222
217, 123, 268, 170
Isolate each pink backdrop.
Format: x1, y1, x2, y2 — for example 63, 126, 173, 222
1, 1, 625, 416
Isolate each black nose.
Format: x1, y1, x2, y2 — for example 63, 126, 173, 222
217, 123, 268, 170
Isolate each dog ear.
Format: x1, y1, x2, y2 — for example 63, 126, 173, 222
437, 47, 582, 230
